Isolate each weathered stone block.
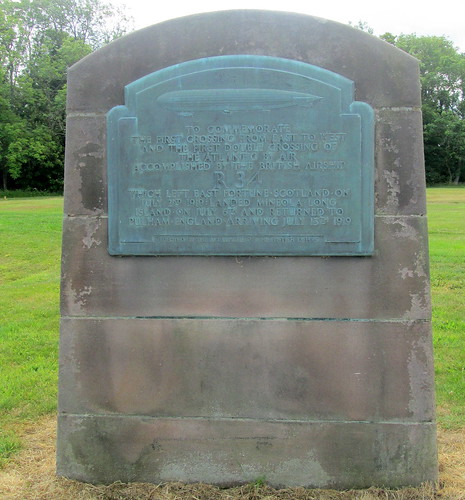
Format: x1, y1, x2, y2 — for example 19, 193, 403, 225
375, 109, 427, 216
57, 415, 437, 488
60, 216, 430, 320
59, 318, 434, 422
63, 115, 106, 216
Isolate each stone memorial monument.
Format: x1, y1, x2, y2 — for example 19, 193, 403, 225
58, 10, 437, 488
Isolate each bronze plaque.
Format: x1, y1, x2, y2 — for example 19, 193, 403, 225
107, 56, 374, 255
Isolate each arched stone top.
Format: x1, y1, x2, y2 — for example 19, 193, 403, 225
67, 10, 420, 113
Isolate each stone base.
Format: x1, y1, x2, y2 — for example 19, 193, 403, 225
57, 415, 437, 488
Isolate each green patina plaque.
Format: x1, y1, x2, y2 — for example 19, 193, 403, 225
107, 56, 374, 255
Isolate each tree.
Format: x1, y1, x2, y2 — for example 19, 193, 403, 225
0, 0, 131, 191
348, 20, 374, 35
422, 107, 465, 184
0, 73, 18, 190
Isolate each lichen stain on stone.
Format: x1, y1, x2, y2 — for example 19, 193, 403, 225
62, 279, 85, 314
82, 218, 102, 249
385, 170, 400, 208
62, 275, 93, 314
380, 137, 400, 155
399, 252, 427, 280
405, 292, 428, 319
271, 451, 332, 487
406, 178, 419, 207
385, 218, 418, 240
414, 251, 428, 279
72, 284, 92, 312
159, 451, 237, 484
399, 267, 415, 280
407, 336, 434, 418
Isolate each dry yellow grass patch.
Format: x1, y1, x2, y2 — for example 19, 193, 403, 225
437, 427, 465, 499
0, 416, 463, 499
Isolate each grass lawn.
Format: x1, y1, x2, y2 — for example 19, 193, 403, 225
0, 188, 464, 466
428, 186, 465, 428
0, 198, 63, 465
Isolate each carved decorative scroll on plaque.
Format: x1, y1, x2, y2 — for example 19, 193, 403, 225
107, 56, 374, 255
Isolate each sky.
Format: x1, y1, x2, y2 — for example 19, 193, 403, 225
117, 0, 465, 52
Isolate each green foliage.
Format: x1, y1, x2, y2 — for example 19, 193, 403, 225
348, 20, 374, 35
0, 0, 130, 192
395, 35, 465, 111
0, 188, 62, 197
252, 476, 267, 488
0, 432, 21, 467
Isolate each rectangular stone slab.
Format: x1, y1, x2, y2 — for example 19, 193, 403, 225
60, 215, 430, 319
59, 318, 434, 422
57, 415, 437, 488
